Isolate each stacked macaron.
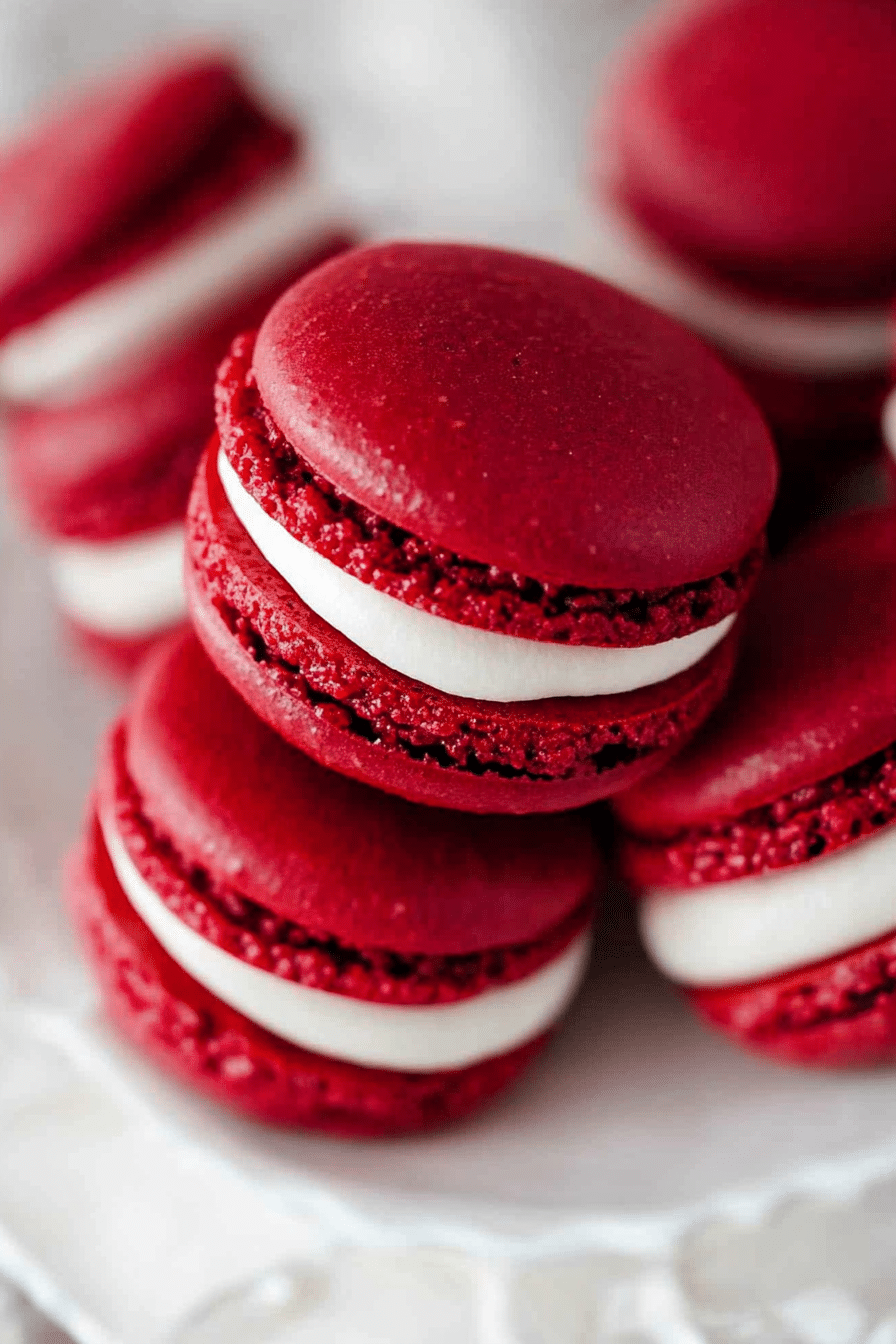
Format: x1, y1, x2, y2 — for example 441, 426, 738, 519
71, 631, 599, 1134
614, 510, 896, 1067
187, 241, 777, 813
585, 0, 896, 528
67, 240, 780, 1132
0, 48, 352, 673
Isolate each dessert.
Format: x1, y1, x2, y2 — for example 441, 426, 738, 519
68, 633, 599, 1134
586, 0, 896, 525
0, 48, 351, 672
187, 241, 777, 813
614, 510, 896, 1066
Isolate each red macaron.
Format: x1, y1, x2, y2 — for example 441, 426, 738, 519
68, 632, 599, 1135
613, 509, 896, 1067
587, 0, 896, 526
0, 48, 352, 673
186, 241, 776, 814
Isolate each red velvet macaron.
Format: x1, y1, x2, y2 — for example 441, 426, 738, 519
68, 632, 599, 1135
613, 509, 896, 1067
0, 47, 352, 673
186, 241, 776, 813
586, 0, 896, 526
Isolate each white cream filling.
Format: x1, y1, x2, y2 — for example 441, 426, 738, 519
882, 387, 896, 465
0, 167, 341, 403
101, 812, 592, 1073
218, 449, 735, 703
639, 821, 896, 987
579, 198, 891, 376
49, 521, 186, 637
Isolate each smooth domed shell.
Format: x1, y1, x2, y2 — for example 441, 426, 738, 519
121, 633, 600, 955
607, 0, 896, 301
253, 242, 776, 591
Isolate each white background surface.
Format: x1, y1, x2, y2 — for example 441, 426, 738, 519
0, 0, 654, 252
1, 1, 895, 1340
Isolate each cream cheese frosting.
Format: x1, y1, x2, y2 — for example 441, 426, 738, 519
101, 811, 592, 1073
580, 197, 892, 377
639, 821, 896, 987
0, 167, 341, 404
49, 521, 186, 636
218, 449, 736, 703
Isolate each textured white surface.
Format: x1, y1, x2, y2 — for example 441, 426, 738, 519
0, 2, 894, 1341
219, 449, 736, 702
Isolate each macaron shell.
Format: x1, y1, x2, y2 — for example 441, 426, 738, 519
619, 741, 896, 890
118, 631, 600, 954
607, 0, 896, 302
67, 815, 544, 1135
688, 922, 896, 1068
187, 441, 738, 813
217, 334, 764, 649
109, 721, 591, 1003
614, 509, 896, 837
252, 242, 776, 590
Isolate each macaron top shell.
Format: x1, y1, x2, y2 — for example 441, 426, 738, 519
613, 509, 896, 837
0, 49, 296, 338
252, 242, 776, 590
117, 634, 599, 955
607, 0, 896, 303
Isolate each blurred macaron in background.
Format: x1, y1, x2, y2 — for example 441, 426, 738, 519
0, 45, 354, 677
582, 0, 896, 539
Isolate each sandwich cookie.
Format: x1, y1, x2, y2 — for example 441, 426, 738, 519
614, 510, 896, 1067
0, 48, 352, 672
586, 0, 896, 529
187, 242, 777, 813
68, 633, 599, 1135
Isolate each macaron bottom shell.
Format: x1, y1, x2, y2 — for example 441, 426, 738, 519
68, 814, 550, 1137
688, 923, 896, 1070
186, 443, 739, 814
